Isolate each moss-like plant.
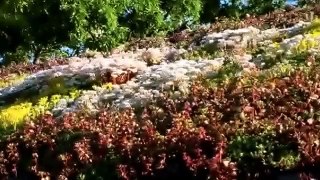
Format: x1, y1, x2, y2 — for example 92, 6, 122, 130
0, 74, 28, 89
293, 37, 320, 54
0, 102, 33, 131
0, 89, 81, 136
40, 76, 74, 97
292, 18, 320, 54
92, 82, 114, 93
204, 59, 243, 87
228, 131, 300, 170
304, 18, 320, 35
101, 82, 113, 91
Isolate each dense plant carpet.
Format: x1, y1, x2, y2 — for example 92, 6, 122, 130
1, 64, 320, 179
2, 7, 320, 180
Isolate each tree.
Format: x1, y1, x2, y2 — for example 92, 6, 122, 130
200, 0, 221, 23
119, 0, 165, 38
246, 0, 286, 15
0, 0, 290, 66
0, 0, 26, 54
0, 0, 76, 64
20, 0, 75, 63
160, 0, 202, 31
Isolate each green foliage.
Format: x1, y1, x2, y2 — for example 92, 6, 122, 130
200, 0, 220, 23
120, 0, 165, 38
297, 0, 320, 7
0, 0, 204, 63
204, 59, 243, 87
0, 47, 30, 65
58, 0, 203, 53
0, 0, 293, 64
246, 0, 286, 15
160, 0, 202, 30
0, 0, 76, 63
199, 0, 286, 22
40, 76, 74, 97
228, 131, 300, 170
221, 0, 244, 20
0, 0, 26, 53
62, 0, 130, 53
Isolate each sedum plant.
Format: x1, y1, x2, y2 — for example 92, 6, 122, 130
0, 102, 33, 132
101, 82, 113, 91
2, 64, 320, 179
0, 74, 27, 89
292, 18, 320, 54
293, 36, 320, 54
0, 89, 81, 136
228, 130, 300, 171
304, 18, 320, 35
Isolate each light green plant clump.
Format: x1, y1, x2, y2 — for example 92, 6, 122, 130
0, 89, 81, 135
228, 131, 300, 170
0, 102, 33, 131
293, 18, 320, 53
293, 36, 320, 54
304, 18, 320, 35
0, 74, 28, 89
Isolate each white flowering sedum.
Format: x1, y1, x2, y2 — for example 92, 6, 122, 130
0, 57, 147, 97
1, 20, 319, 116
66, 58, 225, 113
200, 21, 311, 50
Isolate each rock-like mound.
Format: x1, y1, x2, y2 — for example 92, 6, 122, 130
1, 19, 320, 118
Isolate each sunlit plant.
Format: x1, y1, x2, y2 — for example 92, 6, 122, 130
0, 74, 28, 89
101, 82, 113, 91
0, 89, 81, 135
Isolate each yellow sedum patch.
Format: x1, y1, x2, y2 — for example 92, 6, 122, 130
293, 19, 320, 54
309, 31, 320, 38
293, 37, 320, 54
270, 42, 280, 49
92, 82, 114, 92
0, 89, 81, 134
0, 102, 33, 130
101, 82, 113, 91
0, 74, 28, 89
304, 18, 320, 35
